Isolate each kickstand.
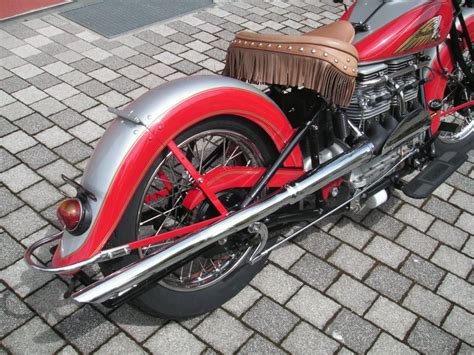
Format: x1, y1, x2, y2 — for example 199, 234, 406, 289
63, 270, 95, 299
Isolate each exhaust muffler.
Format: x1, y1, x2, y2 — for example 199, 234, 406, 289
73, 142, 374, 304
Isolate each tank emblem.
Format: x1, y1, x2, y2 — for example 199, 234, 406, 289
395, 16, 441, 53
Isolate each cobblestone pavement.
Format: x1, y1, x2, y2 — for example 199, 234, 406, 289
0, 1, 473, 354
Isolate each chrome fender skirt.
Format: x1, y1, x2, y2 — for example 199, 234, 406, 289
53, 75, 303, 268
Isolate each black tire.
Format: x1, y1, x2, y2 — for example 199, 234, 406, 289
100, 116, 277, 319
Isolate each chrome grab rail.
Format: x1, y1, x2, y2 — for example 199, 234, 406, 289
24, 231, 131, 273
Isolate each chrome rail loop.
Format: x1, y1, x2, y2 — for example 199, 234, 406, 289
24, 231, 131, 273
72, 142, 375, 304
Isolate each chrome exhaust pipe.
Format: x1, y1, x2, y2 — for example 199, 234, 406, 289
73, 142, 374, 304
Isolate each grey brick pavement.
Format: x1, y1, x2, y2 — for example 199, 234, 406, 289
0, 0, 473, 354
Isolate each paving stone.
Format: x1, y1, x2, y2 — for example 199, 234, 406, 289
368, 333, 417, 355
327, 274, 377, 316
362, 209, 404, 240
287, 285, 340, 329
457, 212, 474, 235
423, 196, 460, 224
328, 217, 373, 249
45, 82, 79, 100
238, 334, 285, 355
0, 101, 33, 121
0, 256, 53, 297
242, 297, 298, 342
0, 163, 42, 193
447, 171, 473, 194
97, 90, 130, 107
55, 306, 117, 353
0, 290, 34, 337
0, 55, 28, 70
437, 273, 474, 312
364, 236, 409, 269
69, 121, 105, 143
3, 316, 65, 354
54, 139, 92, 164
326, 309, 380, 353
431, 245, 472, 278
200, 57, 225, 72
38, 159, 80, 186
11, 44, 41, 58
63, 93, 98, 112
26, 52, 57, 67
135, 30, 171, 46
31, 97, 67, 116
172, 59, 202, 74
60, 70, 91, 86
35, 126, 73, 148
222, 285, 261, 317
83, 104, 116, 125
459, 343, 474, 354
0, 231, 24, 269
402, 284, 450, 325
17, 144, 58, 170
19, 180, 63, 211
194, 309, 253, 353
365, 265, 412, 302
107, 76, 140, 94
137, 73, 166, 88
395, 204, 435, 232
49, 108, 87, 129
27, 72, 61, 89
427, 220, 468, 250
250, 264, 302, 303
449, 190, 474, 214
396, 226, 438, 258
329, 244, 375, 280
145, 322, 205, 354
25, 278, 78, 326
109, 304, 163, 342
283, 322, 339, 354
0, 187, 23, 217
0, 75, 29, 93
443, 306, 474, 346
146, 62, 176, 77
0, 148, 19, 172
400, 254, 445, 290
463, 235, 474, 258
0, 117, 17, 137
294, 226, 340, 258
15, 113, 53, 135
94, 332, 146, 355
99, 55, 129, 70
290, 253, 339, 290
408, 319, 459, 354
54, 50, 84, 64
0, 130, 37, 154
268, 240, 305, 268
365, 297, 416, 340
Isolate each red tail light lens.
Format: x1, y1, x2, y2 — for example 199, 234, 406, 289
57, 198, 83, 231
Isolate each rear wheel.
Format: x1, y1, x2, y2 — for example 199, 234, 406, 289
100, 117, 276, 319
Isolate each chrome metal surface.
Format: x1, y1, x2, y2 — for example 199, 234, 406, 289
72, 142, 374, 304
24, 231, 131, 273
250, 150, 417, 263
248, 222, 269, 263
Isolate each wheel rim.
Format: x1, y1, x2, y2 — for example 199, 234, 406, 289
135, 129, 265, 291
438, 50, 474, 144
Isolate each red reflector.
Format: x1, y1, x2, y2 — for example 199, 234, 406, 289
57, 198, 83, 231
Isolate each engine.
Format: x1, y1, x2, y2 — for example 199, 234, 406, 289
346, 55, 419, 122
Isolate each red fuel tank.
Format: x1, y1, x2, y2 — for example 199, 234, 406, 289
345, 0, 454, 62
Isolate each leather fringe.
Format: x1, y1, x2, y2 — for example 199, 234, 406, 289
223, 47, 356, 107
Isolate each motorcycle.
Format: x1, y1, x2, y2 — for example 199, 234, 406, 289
25, 0, 474, 319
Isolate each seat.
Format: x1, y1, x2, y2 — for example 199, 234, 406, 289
304, 20, 356, 44
223, 21, 359, 107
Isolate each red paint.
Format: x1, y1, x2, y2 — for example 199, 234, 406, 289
0, 0, 68, 20
432, 100, 474, 121
167, 140, 228, 216
340, 2, 356, 21
354, 1, 453, 62
52, 88, 303, 269
182, 166, 305, 210
129, 216, 223, 250
321, 178, 344, 201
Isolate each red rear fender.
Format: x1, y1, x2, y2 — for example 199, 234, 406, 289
52, 75, 303, 268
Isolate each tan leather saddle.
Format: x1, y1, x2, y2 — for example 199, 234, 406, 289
223, 21, 359, 107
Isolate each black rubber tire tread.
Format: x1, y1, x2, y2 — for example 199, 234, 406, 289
100, 116, 277, 320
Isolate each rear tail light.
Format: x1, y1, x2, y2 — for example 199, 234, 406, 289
57, 198, 90, 234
